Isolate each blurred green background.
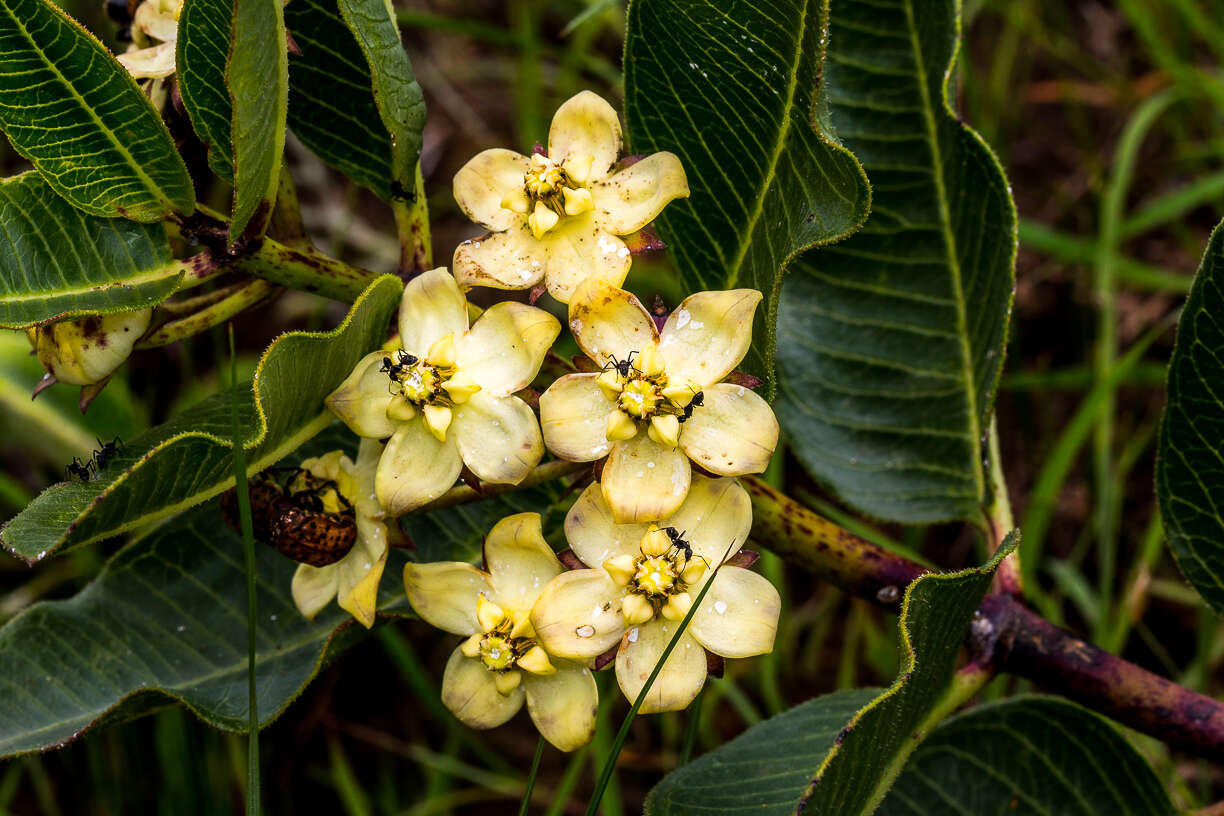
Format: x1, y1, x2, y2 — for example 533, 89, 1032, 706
1, 0, 1223, 812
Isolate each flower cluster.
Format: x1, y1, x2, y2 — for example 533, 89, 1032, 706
267, 91, 783, 750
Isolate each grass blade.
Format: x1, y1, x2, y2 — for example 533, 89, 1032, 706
228, 325, 260, 815
518, 737, 545, 816
584, 540, 737, 816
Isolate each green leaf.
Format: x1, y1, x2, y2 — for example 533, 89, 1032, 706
773, 0, 1017, 524
876, 696, 1180, 815
178, 0, 235, 180
645, 536, 1015, 815
1158, 220, 1224, 613
0, 275, 402, 563
283, 0, 424, 200
335, 0, 425, 191
644, 689, 879, 814
0, 428, 571, 757
0, 173, 182, 328
623, 0, 871, 389
0, 500, 404, 757
227, 0, 289, 240
0, 0, 194, 221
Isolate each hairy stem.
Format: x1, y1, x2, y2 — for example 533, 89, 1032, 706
743, 475, 1224, 760
392, 163, 432, 277
405, 460, 588, 516
270, 165, 312, 251
241, 238, 378, 302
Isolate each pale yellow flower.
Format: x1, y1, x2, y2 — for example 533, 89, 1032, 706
116, 0, 182, 79
290, 439, 391, 628
531, 476, 779, 714
538, 278, 779, 523
452, 91, 689, 303
33, 308, 151, 386
327, 268, 559, 516
403, 513, 598, 751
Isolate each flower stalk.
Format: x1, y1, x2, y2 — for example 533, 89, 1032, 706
392, 163, 432, 277
241, 237, 379, 302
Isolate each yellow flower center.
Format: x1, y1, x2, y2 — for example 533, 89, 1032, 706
521, 154, 594, 239
399, 362, 441, 403
619, 377, 662, 419
632, 555, 677, 597
479, 632, 519, 672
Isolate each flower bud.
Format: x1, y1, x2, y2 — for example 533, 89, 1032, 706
34, 309, 151, 386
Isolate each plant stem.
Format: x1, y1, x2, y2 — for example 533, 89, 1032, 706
391, 163, 432, 277
743, 475, 1224, 760
139, 280, 277, 349
241, 238, 378, 302
678, 686, 704, 765
985, 418, 1022, 597
270, 164, 311, 251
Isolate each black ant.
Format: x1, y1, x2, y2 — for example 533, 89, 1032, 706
65, 457, 95, 482
379, 350, 418, 378
662, 526, 706, 568
92, 436, 122, 472
676, 388, 704, 423
604, 351, 639, 378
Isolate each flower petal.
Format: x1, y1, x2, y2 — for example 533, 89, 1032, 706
689, 566, 780, 658
291, 563, 339, 620
398, 268, 469, 355
325, 351, 397, 439
451, 392, 543, 485
568, 277, 657, 368
116, 41, 177, 78
615, 620, 706, 714
665, 475, 753, 567
531, 569, 625, 659
679, 383, 779, 476
540, 373, 614, 461
590, 152, 689, 235
538, 220, 632, 303
523, 660, 598, 751
457, 301, 560, 395
658, 289, 762, 386
376, 420, 462, 515
453, 148, 531, 232
564, 482, 648, 567
403, 561, 492, 636
602, 434, 690, 523
441, 646, 525, 729
547, 90, 621, 183
484, 513, 563, 612
335, 523, 389, 628
452, 226, 547, 293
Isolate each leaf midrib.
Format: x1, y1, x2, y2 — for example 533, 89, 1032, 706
901, 0, 983, 502
0, 0, 175, 212
723, 0, 809, 290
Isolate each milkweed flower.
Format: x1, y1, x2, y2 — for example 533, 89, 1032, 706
530, 476, 779, 713
538, 278, 779, 522
452, 90, 689, 303
116, 0, 182, 79
290, 439, 391, 628
326, 268, 559, 516
403, 513, 598, 751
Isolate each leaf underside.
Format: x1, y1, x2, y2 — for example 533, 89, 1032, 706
623, 0, 871, 392
283, 0, 413, 200
227, 0, 289, 240
774, 0, 1017, 524
335, 0, 425, 191
0, 276, 403, 563
0, 0, 193, 221
1158, 220, 1224, 613
876, 696, 1180, 815
0, 173, 180, 328
178, 0, 236, 180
